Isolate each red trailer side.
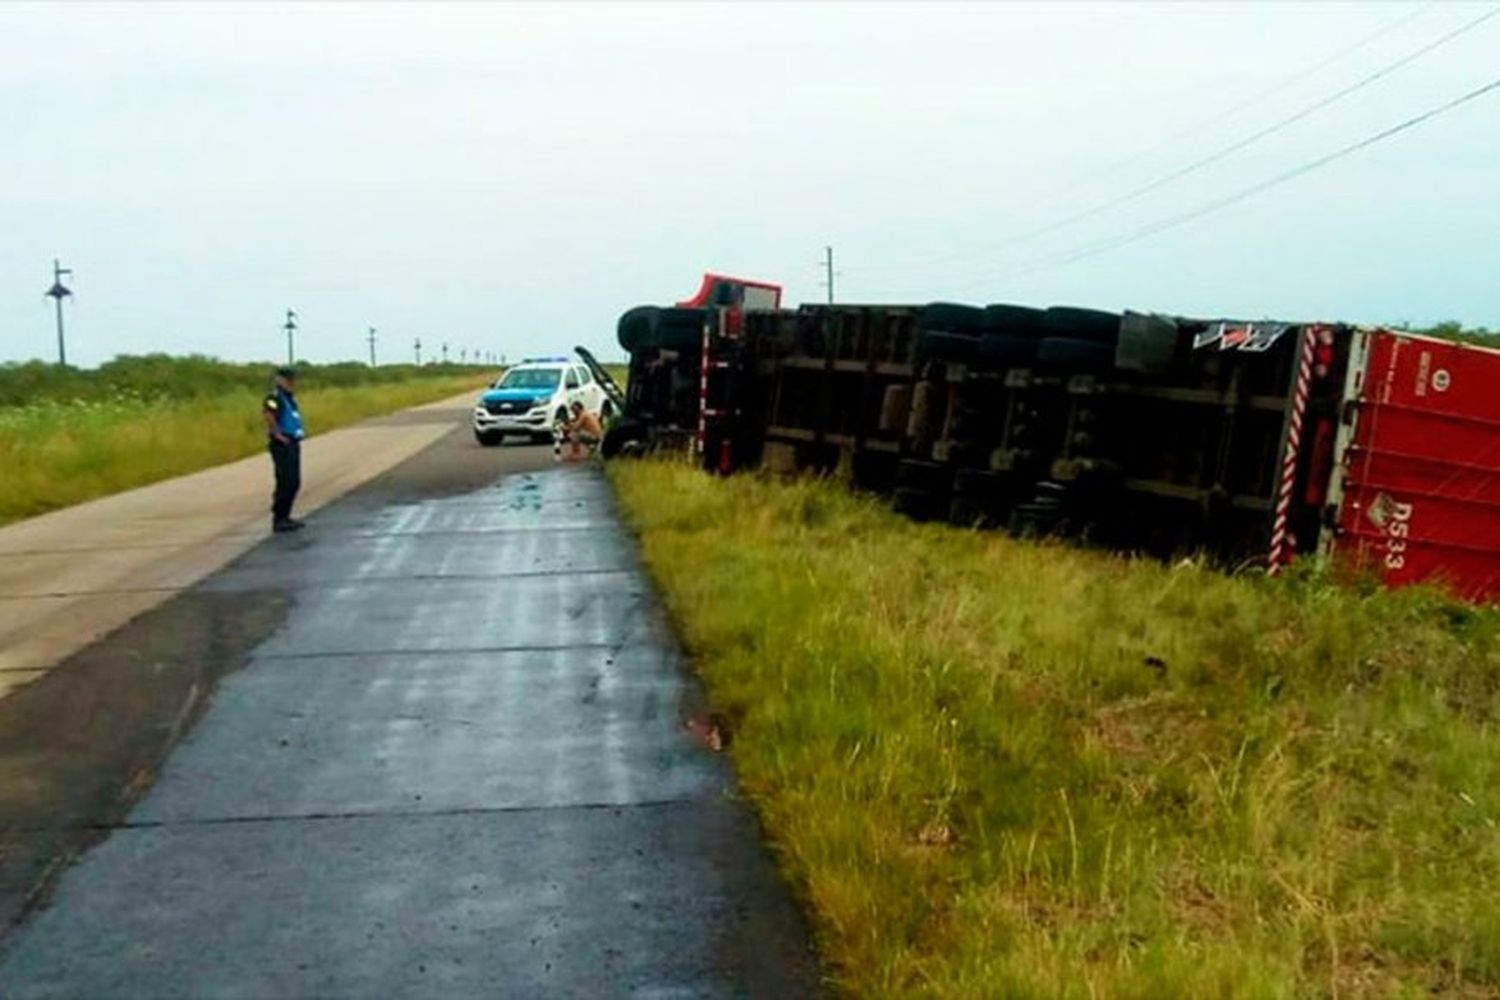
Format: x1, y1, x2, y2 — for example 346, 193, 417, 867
1325, 329, 1500, 603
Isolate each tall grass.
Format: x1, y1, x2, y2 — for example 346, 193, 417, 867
0, 373, 485, 524
0, 354, 493, 408
611, 459, 1499, 998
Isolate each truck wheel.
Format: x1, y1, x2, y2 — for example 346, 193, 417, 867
602, 420, 647, 459
982, 304, 1044, 337
892, 488, 947, 523
1042, 307, 1121, 344
976, 333, 1040, 370
650, 308, 710, 350
895, 459, 953, 494
916, 330, 980, 364
617, 305, 660, 353
919, 302, 985, 335
1036, 337, 1115, 373
948, 493, 995, 529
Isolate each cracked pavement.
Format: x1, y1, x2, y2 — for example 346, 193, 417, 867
0, 429, 820, 998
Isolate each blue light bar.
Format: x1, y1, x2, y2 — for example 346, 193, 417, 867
521, 356, 570, 364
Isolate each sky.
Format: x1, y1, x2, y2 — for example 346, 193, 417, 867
1, 1, 1496, 368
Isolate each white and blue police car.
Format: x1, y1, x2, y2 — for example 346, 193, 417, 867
472, 356, 611, 446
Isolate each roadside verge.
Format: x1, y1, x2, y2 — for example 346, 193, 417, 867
609, 458, 1499, 997
0, 390, 477, 691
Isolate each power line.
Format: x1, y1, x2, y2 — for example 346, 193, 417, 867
968, 74, 1500, 284
1039, 2, 1437, 204
853, 3, 1497, 275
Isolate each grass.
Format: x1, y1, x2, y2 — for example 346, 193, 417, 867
610, 458, 1499, 998
0, 363, 488, 524
0, 354, 492, 407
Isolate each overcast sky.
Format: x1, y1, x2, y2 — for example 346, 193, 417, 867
1, 1, 1496, 367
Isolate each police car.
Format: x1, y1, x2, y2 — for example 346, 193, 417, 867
473, 356, 611, 446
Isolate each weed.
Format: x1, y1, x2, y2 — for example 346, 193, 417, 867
0, 367, 486, 524
611, 460, 1499, 998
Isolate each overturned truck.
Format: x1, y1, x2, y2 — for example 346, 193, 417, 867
613, 276, 1500, 603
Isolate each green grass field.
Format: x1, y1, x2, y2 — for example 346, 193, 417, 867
611, 459, 1498, 998
0, 356, 490, 525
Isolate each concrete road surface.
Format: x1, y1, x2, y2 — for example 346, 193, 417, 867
0, 390, 484, 693
0, 420, 821, 997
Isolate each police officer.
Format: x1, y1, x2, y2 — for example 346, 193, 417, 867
263, 367, 306, 533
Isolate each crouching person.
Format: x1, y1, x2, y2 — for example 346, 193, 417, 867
559, 400, 603, 461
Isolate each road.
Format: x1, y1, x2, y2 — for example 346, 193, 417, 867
0, 390, 483, 690
0, 406, 821, 997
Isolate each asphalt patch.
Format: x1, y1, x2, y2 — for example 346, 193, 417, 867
0, 587, 290, 929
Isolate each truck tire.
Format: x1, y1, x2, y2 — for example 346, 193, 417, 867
982, 304, 1044, 338
1043, 306, 1121, 344
1036, 337, 1115, 373
648, 308, 708, 351
919, 302, 985, 335
948, 493, 993, 529
601, 419, 647, 459
895, 459, 952, 494
953, 468, 1013, 500
617, 306, 660, 353
976, 333, 1039, 370
892, 487, 947, 523
949, 469, 1014, 528
916, 330, 979, 365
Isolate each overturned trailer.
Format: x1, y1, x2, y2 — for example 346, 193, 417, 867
614, 281, 1500, 603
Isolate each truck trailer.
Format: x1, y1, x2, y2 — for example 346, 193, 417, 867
614, 279, 1500, 604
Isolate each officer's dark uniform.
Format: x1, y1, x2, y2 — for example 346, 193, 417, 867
264, 373, 306, 530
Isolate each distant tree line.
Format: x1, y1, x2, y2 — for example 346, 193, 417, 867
1413, 321, 1496, 346
0, 354, 495, 409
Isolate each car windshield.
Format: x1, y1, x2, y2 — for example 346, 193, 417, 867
495, 369, 560, 390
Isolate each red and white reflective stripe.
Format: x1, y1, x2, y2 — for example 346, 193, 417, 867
695, 319, 710, 455
1268, 327, 1319, 573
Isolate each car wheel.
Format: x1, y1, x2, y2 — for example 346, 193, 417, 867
474, 430, 503, 447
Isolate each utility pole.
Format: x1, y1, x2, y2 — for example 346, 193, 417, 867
45, 259, 73, 366
460, 347, 468, 364
820, 245, 837, 305
367, 326, 377, 366
441, 342, 449, 364
284, 309, 298, 366
414, 337, 422, 365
